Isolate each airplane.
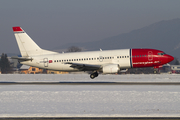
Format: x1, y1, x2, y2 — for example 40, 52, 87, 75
12, 26, 174, 79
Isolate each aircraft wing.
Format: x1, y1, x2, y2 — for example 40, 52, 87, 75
65, 62, 101, 71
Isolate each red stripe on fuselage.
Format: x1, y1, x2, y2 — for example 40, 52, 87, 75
131, 49, 165, 68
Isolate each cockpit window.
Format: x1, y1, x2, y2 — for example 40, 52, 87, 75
158, 52, 166, 55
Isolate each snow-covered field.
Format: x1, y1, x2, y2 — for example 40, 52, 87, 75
0, 74, 180, 82
0, 74, 180, 117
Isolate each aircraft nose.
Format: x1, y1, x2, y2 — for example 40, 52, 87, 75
167, 55, 174, 62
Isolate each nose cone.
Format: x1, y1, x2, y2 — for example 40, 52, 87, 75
167, 55, 174, 63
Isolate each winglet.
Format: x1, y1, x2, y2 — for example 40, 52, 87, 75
12, 26, 23, 32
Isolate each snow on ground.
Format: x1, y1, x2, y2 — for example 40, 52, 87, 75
0, 73, 180, 82
0, 74, 180, 117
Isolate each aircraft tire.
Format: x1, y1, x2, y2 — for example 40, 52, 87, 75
90, 72, 98, 79
90, 74, 95, 79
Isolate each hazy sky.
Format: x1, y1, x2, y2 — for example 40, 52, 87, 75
0, 0, 180, 54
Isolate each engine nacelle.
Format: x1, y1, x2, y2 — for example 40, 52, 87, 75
102, 64, 120, 74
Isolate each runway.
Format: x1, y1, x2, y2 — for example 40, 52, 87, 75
1, 74, 180, 118
0, 117, 180, 120
0, 81, 180, 85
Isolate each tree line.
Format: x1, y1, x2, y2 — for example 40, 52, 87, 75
0, 53, 11, 73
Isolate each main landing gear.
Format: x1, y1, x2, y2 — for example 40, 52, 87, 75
90, 71, 98, 79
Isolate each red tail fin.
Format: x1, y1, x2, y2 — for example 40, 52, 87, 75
12, 26, 23, 32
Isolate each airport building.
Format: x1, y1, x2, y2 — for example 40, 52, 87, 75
171, 65, 180, 74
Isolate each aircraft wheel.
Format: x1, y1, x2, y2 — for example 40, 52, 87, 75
90, 72, 98, 79
90, 74, 95, 79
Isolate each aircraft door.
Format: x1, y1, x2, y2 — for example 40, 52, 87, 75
148, 51, 153, 61
43, 58, 48, 67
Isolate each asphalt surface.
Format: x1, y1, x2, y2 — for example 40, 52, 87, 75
0, 117, 180, 120
0, 82, 180, 85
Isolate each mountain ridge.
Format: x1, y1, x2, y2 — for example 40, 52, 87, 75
55, 18, 180, 58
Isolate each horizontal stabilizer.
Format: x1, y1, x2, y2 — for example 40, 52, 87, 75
11, 56, 33, 61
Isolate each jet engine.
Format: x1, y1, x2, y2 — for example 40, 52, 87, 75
102, 64, 120, 74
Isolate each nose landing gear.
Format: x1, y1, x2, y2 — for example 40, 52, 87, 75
90, 71, 98, 79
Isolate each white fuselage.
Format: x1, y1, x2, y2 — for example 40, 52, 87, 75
21, 49, 131, 71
